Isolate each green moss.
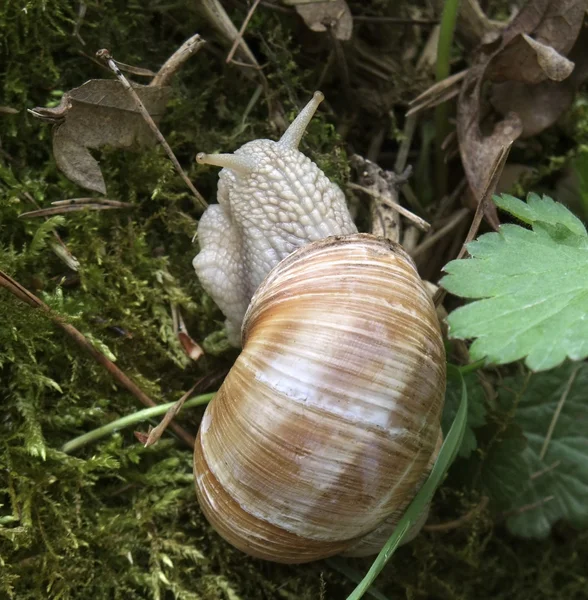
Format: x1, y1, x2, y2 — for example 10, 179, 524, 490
2, 1, 588, 599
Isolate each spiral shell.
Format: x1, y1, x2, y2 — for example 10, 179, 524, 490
194, 233, 446, 563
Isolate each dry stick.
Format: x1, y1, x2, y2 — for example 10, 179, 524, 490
226, 0, 262, 65
394, 113, 417, 174
51, 198, 132, 207
539, 366, 580, 460
0, 270, 196, 449
150, 34, 206, 87
432, 143, 512, 307
423, 496, 489, 532
19, 203, 131, 219
501, 496, 555, 519
144, 382, 198, 447
411, 208, 470, 258
347, 182, 431, 231
95, 49, 208, 212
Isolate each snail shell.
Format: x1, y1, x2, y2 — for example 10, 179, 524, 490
194, 233, 446, 563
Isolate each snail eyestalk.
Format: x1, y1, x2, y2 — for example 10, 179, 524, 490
278, 91, 325, 149
196, 152, 255, 174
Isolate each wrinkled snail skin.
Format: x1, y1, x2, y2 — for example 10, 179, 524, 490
194, 235, 446, 564
193, 91, 357, 346
193, 93, 446, 563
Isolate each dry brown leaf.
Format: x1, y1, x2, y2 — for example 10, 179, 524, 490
491, 27, 588, 137
287, 0, 353, 40
457, 63, 523, 226
30, 80, 170, 194
486, 0, 587, 84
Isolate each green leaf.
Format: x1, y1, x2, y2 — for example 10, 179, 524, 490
346, 366, 467, 600
442, 371, 486, 458
484, 363, 588, 537
442, 193, 588, 371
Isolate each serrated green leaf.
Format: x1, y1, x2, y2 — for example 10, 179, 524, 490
484, 363, 588, 537
443, 193, 588, 371
494, 193, 586, 236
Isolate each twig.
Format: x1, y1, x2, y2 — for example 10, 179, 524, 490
353, 15, 440, 25
530, 460, 561, 480
51, 198, 132, 207
62, 392, 214, 453
20, 198, 133, 219
143, 383, 198, 447
433, 143, 511, 307
424, 497, 489, 532
348, 182, 431, 232
539, 366, 580, 460
410, 208, 469, 258
95, 48, 208, 212
501, 496, 555, 519
394, 113, 417, 175
150, 33, 206, 87
114, 61, 157, 78
226, 0, 262, 65
0, 270, 196, 449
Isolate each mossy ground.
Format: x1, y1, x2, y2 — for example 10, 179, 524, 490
1, 1, 588, 599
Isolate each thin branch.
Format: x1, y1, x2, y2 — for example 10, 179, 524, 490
411, 208, 469, 258
424, 497, 489, 532
0, 270, 196, 449
226, 0, 262, 65
353, 15, 440, 25
539, 366, 580, 460
95, 49, 208, 212
20, 198, 133, 219
143, 383, 198, 447
348, 182, 431, 231
433, 143, 511, 307
150, 33, 206, 87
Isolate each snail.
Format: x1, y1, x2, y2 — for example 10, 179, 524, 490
192, 93, 446, 563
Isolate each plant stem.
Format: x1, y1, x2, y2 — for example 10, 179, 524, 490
457, 359, 486, 375
434, 0, 461, 199
62, 393, 215, 454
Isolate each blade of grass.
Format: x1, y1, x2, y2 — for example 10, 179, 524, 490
345, 365, 467, 600
435, 0, 461, 198
62, 392, 215, 453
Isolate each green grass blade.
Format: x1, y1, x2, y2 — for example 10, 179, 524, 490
345, 366, 468, 600
61, 393, 215, 453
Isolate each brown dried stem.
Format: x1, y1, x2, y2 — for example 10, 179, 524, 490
226, 0, 262, 65
151, 33, 206, 87
96, 48, 208, 212
0, 270, 195, 449
424, 496, 489, 532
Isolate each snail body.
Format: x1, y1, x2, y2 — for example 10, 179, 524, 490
193, 94, 446, 563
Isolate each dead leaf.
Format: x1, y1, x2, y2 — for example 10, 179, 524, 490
287, 0, 353, 41
457, 62, 523, 226
30, 80, 170, 194
172, 305, 204, 362
490, 26, 588, 137
486, 0, 587, 84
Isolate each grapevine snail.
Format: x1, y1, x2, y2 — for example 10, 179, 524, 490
192, 92, 446, 563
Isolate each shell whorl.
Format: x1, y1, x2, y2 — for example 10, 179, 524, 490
194, 234, 446, 563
